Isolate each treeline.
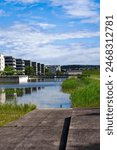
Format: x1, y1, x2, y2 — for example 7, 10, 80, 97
0, 66, 36, 76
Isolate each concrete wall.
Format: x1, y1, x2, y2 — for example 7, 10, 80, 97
0, 76, 28, 83
19, 76, 28, 83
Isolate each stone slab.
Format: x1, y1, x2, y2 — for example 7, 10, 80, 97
66, 108, 100, 150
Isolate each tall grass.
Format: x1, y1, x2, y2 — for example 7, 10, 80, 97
71, 80, 100, 107
83, 69, 100, 78
62, 77, 100, 108
0, 103, 36, 127
62, 78, 79, 93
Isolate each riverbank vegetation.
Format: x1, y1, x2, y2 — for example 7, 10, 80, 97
83, 69, 100, 78
62, 70, 100, 108
0, 103, 36, 127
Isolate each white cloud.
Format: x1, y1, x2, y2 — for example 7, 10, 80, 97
51, 0, 99, 21
35, 44, 100, 65
4, 0, 100, 23
54, 31, 99, 40
0, 22, 99, 65
36, 23, 56, 29
0, 22, 99, 43
80, 16, 100, 24
5, 0, 41, 4
5, 0, 100, 19
27, 22, 56, 29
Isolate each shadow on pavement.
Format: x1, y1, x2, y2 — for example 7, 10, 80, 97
59, 117, 71, 150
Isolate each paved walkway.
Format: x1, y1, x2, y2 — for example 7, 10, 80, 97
0, 108, 100, 150
66, 108, 100, 150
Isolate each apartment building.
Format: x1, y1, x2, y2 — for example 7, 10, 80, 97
0, 53, 45, 76
5, 56, 16, 70
37, 63, 41, 75
0, 54, 5, 71
16, 59, 25, 75
24, 60, 32, 67
32, 62, 38, 76
41, 64, 45, 75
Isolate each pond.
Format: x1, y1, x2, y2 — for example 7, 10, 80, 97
0, 78, 71, 108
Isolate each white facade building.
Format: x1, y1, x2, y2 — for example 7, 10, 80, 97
0, 54, 5, 71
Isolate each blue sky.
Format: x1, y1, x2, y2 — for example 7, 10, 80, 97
0, 0, 100, 65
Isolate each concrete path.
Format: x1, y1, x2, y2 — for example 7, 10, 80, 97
66, 108, 100, 150
0, 108, 100, 150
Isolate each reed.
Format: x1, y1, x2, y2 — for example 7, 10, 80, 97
62, 77, 100, 108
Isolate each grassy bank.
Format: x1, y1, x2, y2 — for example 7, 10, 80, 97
62, 77, 100, 108
0, 103, 36, 127
83, 69, 100, 78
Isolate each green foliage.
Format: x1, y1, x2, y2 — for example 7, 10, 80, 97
0, 103, 36, 127
3, 66, 15, 75
45, 68, 54, 76
45, 68, 64, 76
62, 77, 100, 108
83, 69, 100, 78
71, 80, 100, 107
15, 70, 24, 75
25, 66, 35, 76
56, 70, 64, 76
0, 71, 3, 76
62, 78, 79, 92
0, 66, 24, 76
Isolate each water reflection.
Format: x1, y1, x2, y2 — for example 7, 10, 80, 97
0, 89, 5, 104
0, 80, 71, 108
0, 87, 41, 104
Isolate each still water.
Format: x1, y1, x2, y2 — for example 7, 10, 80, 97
0, 79, 71, 108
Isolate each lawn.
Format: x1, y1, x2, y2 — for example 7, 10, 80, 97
0, 103, 36, 127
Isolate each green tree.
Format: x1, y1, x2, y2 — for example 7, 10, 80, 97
15, 70, 24, 75
4, 66, 15, 75
45, 68, 54, 76
0, 71, 3, 76
56, 70, 64, 76
25, 66, 35, 76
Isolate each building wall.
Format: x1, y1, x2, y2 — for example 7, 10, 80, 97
0, 54, 46, 76
41, 64, 45, 75
16, 59, 25, 74
24, 60, 32, 67
32, 62, 38, 75
0, 76, 28, 83
37, 63, 41, 75
5, 56, 16, 70
0, 54, 5, 71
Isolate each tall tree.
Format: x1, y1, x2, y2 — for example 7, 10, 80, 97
4, 66, 15, 75
25, 66, 35, 76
